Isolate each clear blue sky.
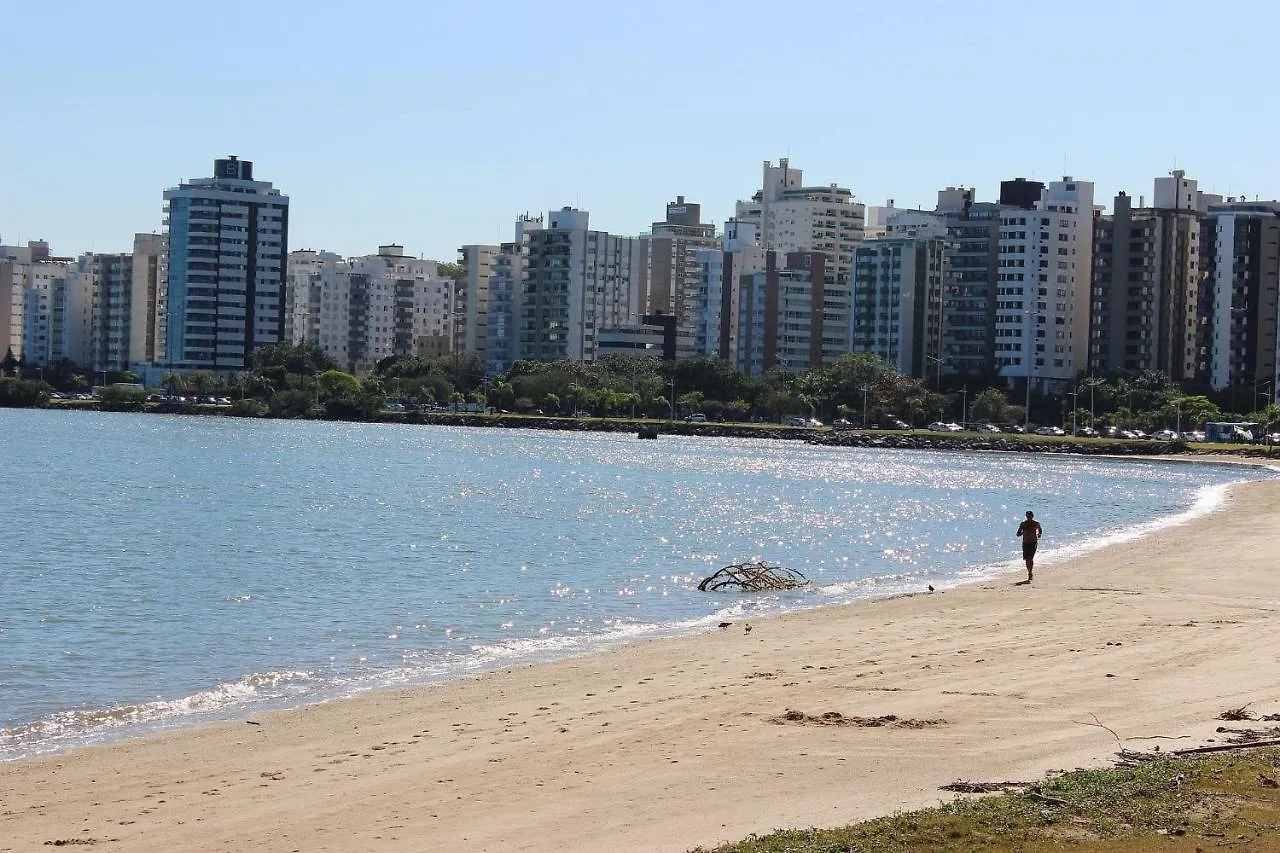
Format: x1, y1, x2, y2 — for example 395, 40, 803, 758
3, 0, 1277, 261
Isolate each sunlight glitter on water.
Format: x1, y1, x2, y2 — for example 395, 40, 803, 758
0, 411, 1267, 760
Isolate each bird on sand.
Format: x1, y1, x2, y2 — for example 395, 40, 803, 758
744, 623, 753, 633
927, 585, 935, 592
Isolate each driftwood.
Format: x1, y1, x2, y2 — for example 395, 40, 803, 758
1171, 739, 1280, 756
698, 561, 809, 592
1217, 704, 1255, 721
940, 780, 1032, 793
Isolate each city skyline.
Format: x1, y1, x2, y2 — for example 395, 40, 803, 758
5, 0, 1279, 261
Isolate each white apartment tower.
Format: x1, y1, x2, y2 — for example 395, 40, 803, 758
163, 155, 289, 374
993, 178, 1095, 391
284, 249, 342, 345
693, 219, 764, 361
459, 244, 499, 362
518, 208, 644, 363
735, 158, 866, 283
305, 246, 453, 373
2, 241, 70, 364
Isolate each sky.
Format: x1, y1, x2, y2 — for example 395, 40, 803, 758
3, 0, 1278, 261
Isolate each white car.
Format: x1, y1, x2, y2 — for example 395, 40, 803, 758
1033, 426, 1066, 436
975, 423, 1002, 433
927, 421, 962, 432
1152, 429, 1180, 441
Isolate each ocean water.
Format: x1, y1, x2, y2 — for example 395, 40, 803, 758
0, 409, 1265, 760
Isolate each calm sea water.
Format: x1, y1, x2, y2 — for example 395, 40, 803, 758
0, 409, 1264, 760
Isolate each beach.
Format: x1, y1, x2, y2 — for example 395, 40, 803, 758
4, 468, 1280, 853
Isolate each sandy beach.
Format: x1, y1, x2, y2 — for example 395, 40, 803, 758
5, 463, 1280, 853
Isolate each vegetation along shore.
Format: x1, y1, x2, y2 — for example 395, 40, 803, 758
4, 343, 1279, 457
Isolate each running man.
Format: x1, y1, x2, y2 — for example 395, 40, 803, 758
1016, 511, 1043, 582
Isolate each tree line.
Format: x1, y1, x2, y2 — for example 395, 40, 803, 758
3, 342, 1277, 430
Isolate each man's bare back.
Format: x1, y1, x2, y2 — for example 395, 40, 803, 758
1016, 511, 1042, 581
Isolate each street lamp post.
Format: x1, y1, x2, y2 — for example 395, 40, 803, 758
859, 384, 871, 428
1068, 389, 1079, 435
668, 377, 676, 421
960, 385, 967, 429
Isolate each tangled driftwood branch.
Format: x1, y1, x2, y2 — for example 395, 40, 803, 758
698, 561, 809, 592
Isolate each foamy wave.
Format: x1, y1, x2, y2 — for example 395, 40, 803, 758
0, 669, 316, 761
1032, 480, 1230, 569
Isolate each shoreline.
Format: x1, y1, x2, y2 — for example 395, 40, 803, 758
6, 466, 1280, 851
22, 403, 1280, 458
2, 456, 1261, 765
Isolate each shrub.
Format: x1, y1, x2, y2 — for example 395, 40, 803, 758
0, 378, 48, 407
229, 399, 266, 417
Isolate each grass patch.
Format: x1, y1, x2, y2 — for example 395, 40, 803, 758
690, 749, 1280, 852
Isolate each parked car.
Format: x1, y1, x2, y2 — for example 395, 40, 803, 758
928, 421, 962, 432
1074, 427, 1099, 438
1033, 426, 1066, 436
1152, 429, 1180, 441
787, 416, 808, 426
684, 413, 707, 422
975, 423, 1002, 433
1184, 430, 1206, 442
832, 418, 852, 428
1101, 426, 1120, 438
1004, 423, 1026, 434
573, 410, 592, 417
806, 418, 823, 428
879, 417, 911, 430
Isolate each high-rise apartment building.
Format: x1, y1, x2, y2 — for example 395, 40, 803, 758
851, 212, 947, 379
735, 158, 865, 283
2, 241, 70, 363
936, 189, 1001, 380
993, 178, 1095, 392
459, 244, 499, 364
518, 208, 644, 363
483, 215, 541, 375
646, 196, 718, 358
735, 250, 847, 376
60, 254, 98, 370
693, 219, 764, 361
163, 155, 289, 374
1090, 172, 1209, 380
130, 233, 167, 366
1202, 200, 1280, 392
284, 248, 344, 347
298, 245, 452, 373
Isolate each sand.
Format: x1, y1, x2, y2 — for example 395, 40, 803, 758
5, 463, 1280, 853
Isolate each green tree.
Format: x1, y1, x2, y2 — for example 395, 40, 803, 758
98, 385, 146, 410
1162, 395, 1220, 430
268, 388, 316, 418
251, 342, 339, 376
970, 388, 1010, 424
0, 377, 48, 407
317, 370, 361, 400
